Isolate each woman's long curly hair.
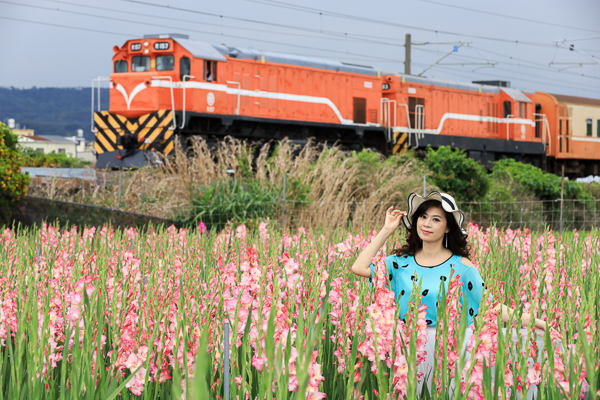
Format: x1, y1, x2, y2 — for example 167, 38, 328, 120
391, 199, 471, 258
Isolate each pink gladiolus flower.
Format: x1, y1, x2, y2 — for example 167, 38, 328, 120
252, 355, 264, 372
526, 362, 542, 388
198, 221, 208, 237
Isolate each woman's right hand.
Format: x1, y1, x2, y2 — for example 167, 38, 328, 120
351, 207, 406, 278
383, 207, 406, 233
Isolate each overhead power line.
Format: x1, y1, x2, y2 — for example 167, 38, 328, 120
36, 0, 404, 48
125, 0, 560, 48
418, 0, 600, 34
0, 0, 400, 65
3, 0, 598, 96
420, 63, 600, 94
413, 46, 600, 81
0, 15, 133, 37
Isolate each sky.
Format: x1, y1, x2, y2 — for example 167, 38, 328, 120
1, 0, 599, 98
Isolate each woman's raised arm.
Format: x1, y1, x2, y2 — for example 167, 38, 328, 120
350, 207, 405, 278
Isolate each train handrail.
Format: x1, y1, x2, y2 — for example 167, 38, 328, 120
415, 104, 425, 148
397, 103, 411, 147
379, 98, 397, 142
227, 81, 241, 115
91, 77, 110, 133
534, 113, 551, 154
180, 75, 196, 129
505, 114, 514, 140
152, 76, 177, 131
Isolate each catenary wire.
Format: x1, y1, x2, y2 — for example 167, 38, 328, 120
241, 0, 564, 48
418, 0, 600, 34
123, 0, 562, 49
412, 46, 600, 81
0, 0, 402, 64
0, 15, 134, 37
420, 63, 600, 93
35, 0, 406, 48
2, 1, 597, 95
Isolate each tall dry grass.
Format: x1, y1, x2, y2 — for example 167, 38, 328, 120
27, 137, 434, 230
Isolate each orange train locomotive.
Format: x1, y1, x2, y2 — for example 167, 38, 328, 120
93, 34, 600, 176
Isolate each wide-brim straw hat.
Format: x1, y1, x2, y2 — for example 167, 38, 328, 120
401, 191, 467, 236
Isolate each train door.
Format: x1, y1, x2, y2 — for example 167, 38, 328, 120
257, 64, 270, 118
179, 56, 193, 113
409, 97, 425, 132
239, 63, 259, 116
558, 105, 569, 155
273, 67, 283, 119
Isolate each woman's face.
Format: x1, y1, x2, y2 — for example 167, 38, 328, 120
416, 205, 449, 244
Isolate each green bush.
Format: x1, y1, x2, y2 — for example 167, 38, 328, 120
0, 123, 30, 225
348, 149, 384, 188
21, 147, 91, 168
424, 146, 489, 202
489, 159, 591, 201
187, 179, 281, 228
582, 182, 600, 200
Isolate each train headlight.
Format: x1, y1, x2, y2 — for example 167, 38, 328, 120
144, 48, 149, 54
144, 41, 149, 47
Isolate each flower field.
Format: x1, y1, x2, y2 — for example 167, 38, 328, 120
0, 222, 598, 400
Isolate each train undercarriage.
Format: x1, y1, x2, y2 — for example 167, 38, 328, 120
96, 110, 553, 175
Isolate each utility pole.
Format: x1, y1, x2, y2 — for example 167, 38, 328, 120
405, 33, 411, 75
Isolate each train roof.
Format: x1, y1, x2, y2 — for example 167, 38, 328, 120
385, 73, 536, 96
550, 93, 600, 107
151, 36, 381, 76
214, 44, 380, 76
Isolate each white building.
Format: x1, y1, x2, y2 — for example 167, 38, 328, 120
18, 135, 78, 157
6, 119, 94, 161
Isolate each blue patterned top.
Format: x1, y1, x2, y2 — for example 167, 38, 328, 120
370, 254, 486, 327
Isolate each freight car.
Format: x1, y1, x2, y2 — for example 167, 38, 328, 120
93, 34, 600, 176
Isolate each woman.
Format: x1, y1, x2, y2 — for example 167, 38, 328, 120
350, 191, 547, 397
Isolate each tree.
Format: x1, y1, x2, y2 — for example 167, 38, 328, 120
424, 146, 489, 202
0, 123, 30, 225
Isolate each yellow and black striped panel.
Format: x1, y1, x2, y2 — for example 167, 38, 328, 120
94, 110, 174, 154
392, 131, 409, 155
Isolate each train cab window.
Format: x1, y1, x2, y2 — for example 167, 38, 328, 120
597, 120, 600, 137
353, 98, 366, 124
204, 60, 217, 82
132, 56, 150, 72
156, 55, 175, 71
114, 60, 128, 73
518, 102, 526, 118
180, 56, 190, 81
503, 101, 512, 118
587, 119, 593, 137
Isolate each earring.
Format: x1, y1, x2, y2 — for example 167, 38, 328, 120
445, 233, 448, 248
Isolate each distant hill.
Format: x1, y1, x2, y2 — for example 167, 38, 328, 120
0, 87, 109, 141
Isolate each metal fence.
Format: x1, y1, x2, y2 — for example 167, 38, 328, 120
461, 199, 600, 232
272, 199, 600, 232
9, 196, 600, 233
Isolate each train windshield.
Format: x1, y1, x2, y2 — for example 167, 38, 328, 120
132, 56, 151, 72
156, 55, 175, 71
114, 60, 128, 73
